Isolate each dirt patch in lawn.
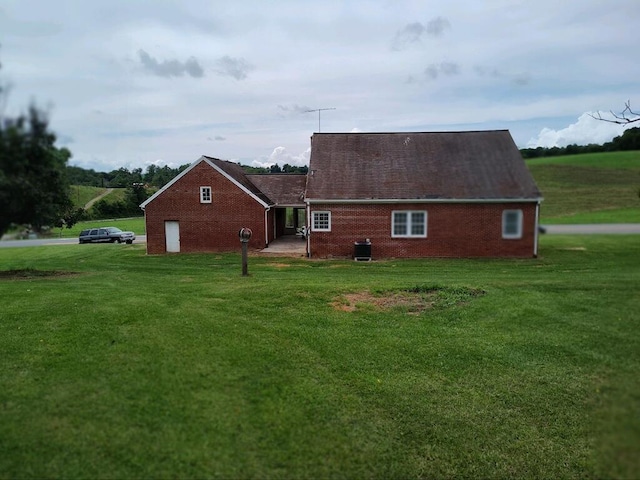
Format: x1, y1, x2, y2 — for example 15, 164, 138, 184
331, 285, 485, 314
266, 262, 293, 269
0, 269, 80, 280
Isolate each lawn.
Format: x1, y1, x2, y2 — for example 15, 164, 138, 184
527, 151, 640, 224
52, 217, 146, 239
69, 185, 108, 209
0, 236, 638, 478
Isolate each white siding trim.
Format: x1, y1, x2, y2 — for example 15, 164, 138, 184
140, 156, 271, 210
311, 211, 331, 232
391, 210, 428, 238
502, 209, 523, 239
140, 156, 206, 209
534, 201, 540, 257
203, 158, 270, 208
200, 186, 212, 203
305, 197, 543, 205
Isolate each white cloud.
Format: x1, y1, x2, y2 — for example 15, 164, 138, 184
527, 113, 631, 148
144, 159, 177, 168
251, 146, 311, 168
2, 0, 639, 172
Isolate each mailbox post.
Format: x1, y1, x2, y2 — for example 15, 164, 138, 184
238, 227, 252, 276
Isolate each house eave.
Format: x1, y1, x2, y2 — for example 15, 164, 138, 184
204, 158, 271, 209
140, 156, 207, 210
272, 203, 306, 208
305, 197, 544, 205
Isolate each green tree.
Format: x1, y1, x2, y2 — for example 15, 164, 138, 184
0, 105, 76, 237
108, 167, 134, 187
124, 183, 149, 216
611, 127, 640, 151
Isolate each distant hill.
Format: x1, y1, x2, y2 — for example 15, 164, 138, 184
527, 151, 640, 224
520, 126, 640, 158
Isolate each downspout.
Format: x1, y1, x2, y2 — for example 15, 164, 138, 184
533, 201, 540, 258
307, 204, 311, 258
140, 204, 147, 255
264, 207, 270, 248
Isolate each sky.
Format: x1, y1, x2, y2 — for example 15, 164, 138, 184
1, 0, 638, 172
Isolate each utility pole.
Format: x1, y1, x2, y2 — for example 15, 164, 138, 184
304, 107, 336, 132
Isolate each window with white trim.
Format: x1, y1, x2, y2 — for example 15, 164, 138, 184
502, 209, 523, 239
392, 211, 427, 238
312, 211, 331, 232
200, 186, 212, 203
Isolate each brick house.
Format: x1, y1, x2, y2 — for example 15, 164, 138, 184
140, 156, 305, 254
141, 130, 542, 258
305, 131, 542, 258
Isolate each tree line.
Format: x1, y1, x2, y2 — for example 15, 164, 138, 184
67, 163, 191, 188
68, 162, 308, 188
520, 127, 640, 158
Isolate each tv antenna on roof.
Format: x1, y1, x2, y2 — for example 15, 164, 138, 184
304, 107, 336, 132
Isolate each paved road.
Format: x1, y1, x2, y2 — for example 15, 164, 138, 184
542, 224, 640, 234
1, 225, 639, 249
0, 235, 147, 248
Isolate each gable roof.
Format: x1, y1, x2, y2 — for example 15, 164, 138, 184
248, 174, 307, 206
304, 131, 542, 202
205, 157, 273, 206
140, 156, 273, 209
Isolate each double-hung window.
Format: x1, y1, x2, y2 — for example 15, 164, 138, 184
312, 211, 331, 232
392, 211, 427, 238
200, 186, 212, 203
502, 209, 523, 239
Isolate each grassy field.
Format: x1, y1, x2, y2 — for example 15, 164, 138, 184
69, 186, 108, 209
1, 236, 638, 478
52, 218, 146, 238
527, 151, 640, 224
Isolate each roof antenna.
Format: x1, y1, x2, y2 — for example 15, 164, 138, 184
304, 107, 336, 133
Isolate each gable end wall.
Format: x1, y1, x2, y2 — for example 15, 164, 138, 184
145, 161, 267, 254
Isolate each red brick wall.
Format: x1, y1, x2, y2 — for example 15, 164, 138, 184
144, 161, 268, 254
308, 202, 538, 258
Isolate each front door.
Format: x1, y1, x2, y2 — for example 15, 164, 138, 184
165, 221, 180, 253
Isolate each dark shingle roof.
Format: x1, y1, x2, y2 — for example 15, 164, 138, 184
204, 157, 274, 205
305, 131, 541, 201
248, 174, 307, 206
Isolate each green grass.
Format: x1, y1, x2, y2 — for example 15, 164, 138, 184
528, 151, 640, 223
542, 207, 640, 224
0, 236, 638, 478
52, 218, 146, 238
527, 150, 640, 169
102, 187, 127, 203
69, 186, 108, 208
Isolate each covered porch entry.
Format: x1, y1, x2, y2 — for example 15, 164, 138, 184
274, 206, 306, 238
260, 233, 307, 256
